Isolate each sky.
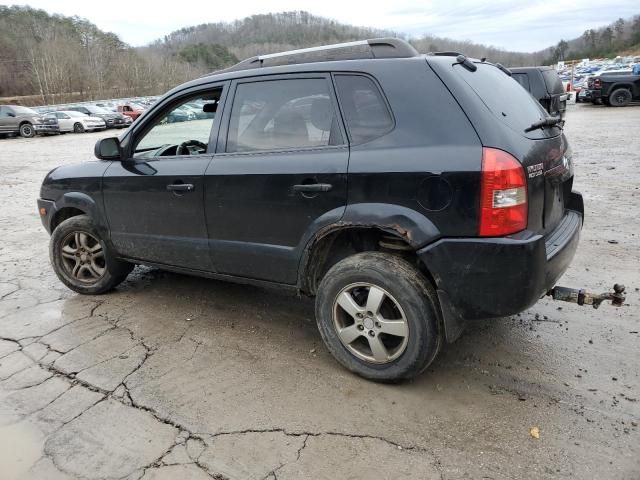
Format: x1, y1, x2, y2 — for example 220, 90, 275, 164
4, 0, 639, 52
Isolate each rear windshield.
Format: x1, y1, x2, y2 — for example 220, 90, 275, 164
453, 63, 547, 137
541, 69, 564, 94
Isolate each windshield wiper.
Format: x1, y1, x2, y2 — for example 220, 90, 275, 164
524, 116, 564, 133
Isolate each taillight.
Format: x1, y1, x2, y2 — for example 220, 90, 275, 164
479, 147, 528, 237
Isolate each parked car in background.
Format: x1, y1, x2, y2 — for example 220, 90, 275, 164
39, 39, 583, 382
510, 67, 567, 118
0, 104, 59, 137
117, 103, 145, 120
53, 110, 106, 133
68, 105, 131, 129
587, 71, 639, 106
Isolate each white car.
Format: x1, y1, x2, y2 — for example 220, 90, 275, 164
52, 111, 106, 133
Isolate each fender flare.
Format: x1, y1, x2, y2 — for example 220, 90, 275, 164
297, 203, 441, 291
49, 192, 109, 238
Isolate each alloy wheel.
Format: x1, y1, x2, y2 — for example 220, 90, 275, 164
332, 282, 409, 364
60, 231, 106, 283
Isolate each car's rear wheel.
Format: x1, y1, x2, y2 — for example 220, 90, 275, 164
19, 123, 35, 138
315, 252, 442, 382
50, 215, 133, 294
73, 122, 85, 133
609, 88, 632, 107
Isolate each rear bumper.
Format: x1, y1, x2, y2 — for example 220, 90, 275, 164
418, 192, 583, 323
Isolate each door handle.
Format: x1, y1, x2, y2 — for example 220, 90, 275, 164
292, 183, 333, 193
167, 183, 195, 192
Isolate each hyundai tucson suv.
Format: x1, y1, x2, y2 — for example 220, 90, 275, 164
37, 39, 583, 382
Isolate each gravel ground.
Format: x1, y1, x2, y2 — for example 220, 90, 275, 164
0, 103, 638, 480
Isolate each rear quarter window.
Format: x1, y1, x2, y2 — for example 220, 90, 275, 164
454, 63, 547, 137
512, 73, 531, 92
334, 74, 394, 145
541, 69, 564, 95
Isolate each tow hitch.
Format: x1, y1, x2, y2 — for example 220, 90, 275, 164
547, 284, 626, 309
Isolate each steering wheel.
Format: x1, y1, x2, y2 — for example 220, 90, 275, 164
177, 140, 207, 156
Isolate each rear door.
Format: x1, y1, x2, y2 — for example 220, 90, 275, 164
204, 73, 349, 284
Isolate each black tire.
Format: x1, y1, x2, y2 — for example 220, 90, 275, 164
50, 215, 133, 294
608, 88, 632, 107
19, 123, 35, 138
73, 122, 85, 133
315, 252, 442, 382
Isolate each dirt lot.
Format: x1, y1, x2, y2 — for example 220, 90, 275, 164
0, 103, 638, 480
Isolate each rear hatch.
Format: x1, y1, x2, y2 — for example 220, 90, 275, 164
541, 69, 567, 117
445, 61, 572, 235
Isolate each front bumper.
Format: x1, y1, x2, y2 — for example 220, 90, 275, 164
37, 198, 56, 234
34, 124, 60, 134
418, 192, 583, 323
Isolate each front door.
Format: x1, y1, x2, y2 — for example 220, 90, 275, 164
205, 74, 349, 284
102, 85, 226, 271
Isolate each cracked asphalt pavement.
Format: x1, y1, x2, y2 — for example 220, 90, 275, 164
0, 103, 638, 479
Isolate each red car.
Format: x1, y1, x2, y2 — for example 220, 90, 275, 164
117, 103, 144, 120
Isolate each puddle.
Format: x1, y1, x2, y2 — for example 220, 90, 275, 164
0, 420, 44, 479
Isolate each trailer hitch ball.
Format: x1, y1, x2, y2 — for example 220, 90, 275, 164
547, 284, 626, 309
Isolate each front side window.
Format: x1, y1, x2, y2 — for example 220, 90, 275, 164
134, 91, 221, 158
334, 74, 394, 145
226, 78, 342, 153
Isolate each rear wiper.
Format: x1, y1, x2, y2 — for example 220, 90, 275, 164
524, 116, 564, 133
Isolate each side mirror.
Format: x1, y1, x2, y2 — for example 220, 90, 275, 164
95, 137, 122, 160
7, 112, 15, 117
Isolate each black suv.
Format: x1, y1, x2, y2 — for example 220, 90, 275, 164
510, 66, 567, 118
38, 39, 583, 382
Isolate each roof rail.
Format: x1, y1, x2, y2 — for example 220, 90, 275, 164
209, 38, 419, 76
427, 51, 466, 57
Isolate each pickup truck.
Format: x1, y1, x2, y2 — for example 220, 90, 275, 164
587, 72, 640, 106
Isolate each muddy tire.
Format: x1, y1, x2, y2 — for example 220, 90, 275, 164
50, 215, 133, 294
19, 123, 35, 138
315, 252, 442, 382
73, 122, 85, 133
609, 88, 632, 107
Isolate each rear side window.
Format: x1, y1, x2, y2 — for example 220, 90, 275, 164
541, 69, 564, 94
334, 75, 393, 145
453, 63, 546, 136
226, 78, 342, 153
512, 73, 530, 92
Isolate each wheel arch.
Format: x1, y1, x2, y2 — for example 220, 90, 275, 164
49, 192, 106, 234
297, 203, 441, 295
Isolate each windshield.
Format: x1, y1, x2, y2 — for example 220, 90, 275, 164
64, 111, 86, 117
453, 62, 549, 138
11, 106, 38, 115
130, 103, 145, 110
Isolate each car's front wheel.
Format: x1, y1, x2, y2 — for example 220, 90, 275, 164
73, 122, 85, 133
50, 215, 133, 294
315, 252, 442, 382
19, 123, 35, 138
